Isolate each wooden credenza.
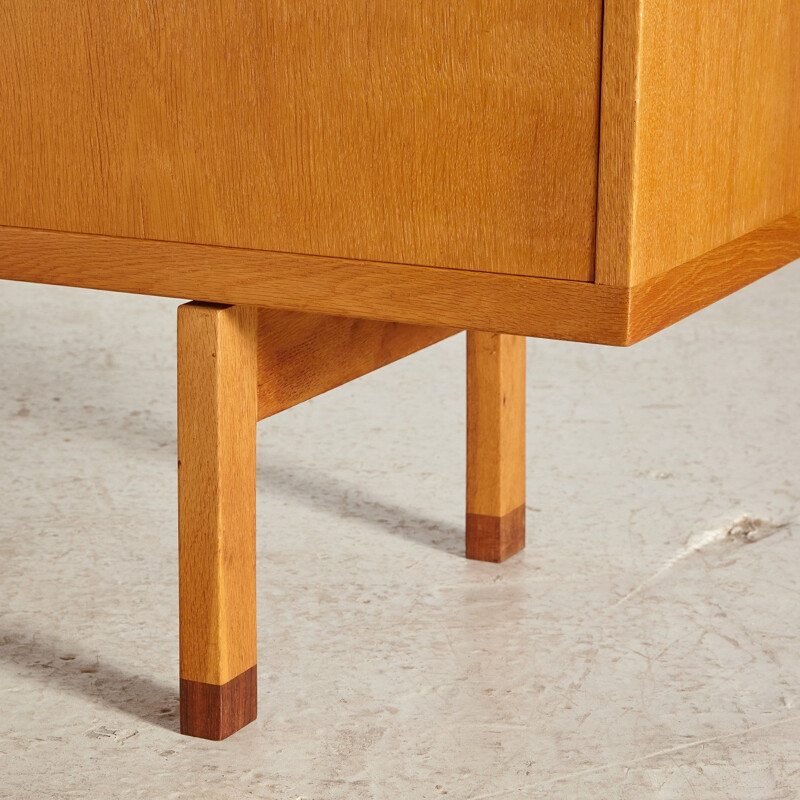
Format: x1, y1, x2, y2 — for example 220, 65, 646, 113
2, 0, 799, 342
2, 0, 798, 740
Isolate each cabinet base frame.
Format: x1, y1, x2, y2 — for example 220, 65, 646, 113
2, 214, 799, 345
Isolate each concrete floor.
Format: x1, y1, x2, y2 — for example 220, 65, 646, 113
1, 265, 799, 799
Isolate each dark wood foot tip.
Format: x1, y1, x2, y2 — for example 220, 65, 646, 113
466, 505, 526, 563
180, 665, 257, 740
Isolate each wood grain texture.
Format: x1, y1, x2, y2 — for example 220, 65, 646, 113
257, 310, 457, 419
2, 221, 797, 345
626, 211, 800, 344
466, 332, 525, 562
180, 666, 257, 741
0, 0, 602, 280
0, 226, 628, 344
178, 302, 258, 688
597, 0, 800, 286
594, 0, 642, 286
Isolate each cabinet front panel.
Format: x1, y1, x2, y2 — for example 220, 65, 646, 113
0, 1, 603, 280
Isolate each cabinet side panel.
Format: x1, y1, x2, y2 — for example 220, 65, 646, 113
597, 0, 800, 286
0, 1, 602, 280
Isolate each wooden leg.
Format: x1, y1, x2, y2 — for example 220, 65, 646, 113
466, 331, 526, 562
177, 302, 258, 739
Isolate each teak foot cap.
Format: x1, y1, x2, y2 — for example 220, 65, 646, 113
180, 666, 257, 740
466, 505, 526, 563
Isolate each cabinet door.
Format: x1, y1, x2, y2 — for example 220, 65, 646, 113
0, 1, 603, 281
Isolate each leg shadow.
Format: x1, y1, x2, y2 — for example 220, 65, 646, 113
0, 626, 178, 732
256, 459, 464, 555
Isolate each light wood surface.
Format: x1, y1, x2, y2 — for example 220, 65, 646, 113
597, 0, 800, 287
3, 221, 798, 345
627, 211, 800, 344
178, 302, 258, 688
466, 332, 526, 562
0, 225, 626, 343
0, 0, 602, 281
593, 0, 640, 287
257, 310, 457, 419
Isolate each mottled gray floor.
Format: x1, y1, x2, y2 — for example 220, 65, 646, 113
1, 265, 799, 799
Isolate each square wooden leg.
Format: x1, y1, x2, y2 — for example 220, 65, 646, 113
177, 302, 258, 739
466, 331, 526, 562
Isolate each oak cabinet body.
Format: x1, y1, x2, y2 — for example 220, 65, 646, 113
1, 0, 799, 339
